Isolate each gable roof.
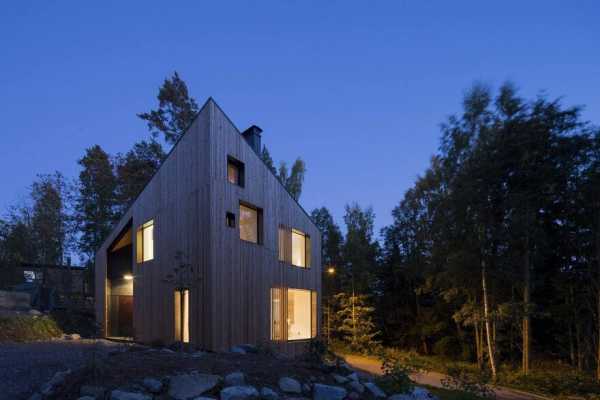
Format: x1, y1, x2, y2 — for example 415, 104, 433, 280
99, 98, 317, 254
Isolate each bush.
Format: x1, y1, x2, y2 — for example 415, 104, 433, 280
376, 350, 418, 394
433, 336, 462, 358
0, 314, 63, 342
441, 365, 496, 399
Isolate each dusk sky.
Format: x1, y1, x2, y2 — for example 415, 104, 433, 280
1, 1, 598, 234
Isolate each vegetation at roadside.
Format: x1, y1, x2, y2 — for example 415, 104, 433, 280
0, 314, 63, 342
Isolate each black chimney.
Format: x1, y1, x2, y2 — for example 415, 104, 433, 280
241, 125, 263, 155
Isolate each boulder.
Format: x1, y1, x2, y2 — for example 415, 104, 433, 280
411, 387, 438, 399
220, 385, 259, 400
259, 387, 279, 400
347, 392, 361, 400
169, 372, 222, 400
348, 381, 364, 394
110, 390, 151, 400
80, 385, 106, 398
338, 362, 354, 374
225, 372, 246, 386
364, 382, 386, 398
78, 397, 95, 400
278, 377, 301, 394
191, 351, 207, 358
142, 377, 163, 393
28, 309, 43, 316
389, 395, 413, 400
346, 372, 359, 382
64, 333, 81, 340
230, 346, 247, 354
238, 344, 258, 354
331, 374, 348, 384
41, 369, 71, 396
27, 393, 42, 400
312, 384, 347, 400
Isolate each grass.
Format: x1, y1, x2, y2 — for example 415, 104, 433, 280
425, 385, 485, 400
0, 314, 63, 342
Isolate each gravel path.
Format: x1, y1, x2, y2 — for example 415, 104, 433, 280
0, 339, 127, 400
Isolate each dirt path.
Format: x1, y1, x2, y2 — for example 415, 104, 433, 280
342, 354, 549, 400
0, 339, 129, 400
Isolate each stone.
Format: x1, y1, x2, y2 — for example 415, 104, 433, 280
65, 333, 81, 340
28, 309, 42, 316
78, 397, 95, 400
347, 392, 361, 400
110, 390, 151, 400
312, 384, 347, 400
41, 369, 71, 396
348, 381, 364, 394
80, 385, 106, 398
388, 395, 413, 400
278, 377, 301, 394
225, 372, 246, 386
411, 387, 438, 399
191, 351, 207, 358
346, 372, 359, 382
27, 393, 42, 400
237, 344, 258, 353
331, 373, 348, 384
169, 372, 222, 400
142, 377, 163, 393
230, 346, 247, 354
220, 385, 259, 400
301, 383, 311, 394
260, 387, 279, 400
338, 362, 354, 374
364, 382, 386, 398
161, 347, 176, 353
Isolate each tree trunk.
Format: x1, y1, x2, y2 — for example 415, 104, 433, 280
482, 257, 497, 380
523, 236, 531, 375
576, 322, 583, 372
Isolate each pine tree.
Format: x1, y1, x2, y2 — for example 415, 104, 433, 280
335, 292, 380, 354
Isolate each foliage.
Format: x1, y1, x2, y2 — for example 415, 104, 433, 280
275, 158, 306, 201
334, 292, 380, 354
76, 145, 117, 260
376, 350, 417, 394
306, 338, 335, 364
441, 365, 496, 399
138, 71, 199, 145
0, 314, 63, 342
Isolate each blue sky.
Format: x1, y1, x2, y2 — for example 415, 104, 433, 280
1, 1, 598, 234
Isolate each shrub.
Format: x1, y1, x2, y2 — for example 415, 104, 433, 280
0, 314, 63, 342
433, 336, 462, 358
376, 350, 417, 394
441, 365, 496, 399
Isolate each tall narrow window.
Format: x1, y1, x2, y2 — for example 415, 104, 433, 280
240, 203, 261, 244
174, 289, 189, 343
227, 156, 245, 187
270, 288, 283, 340
136, 220, 154, 263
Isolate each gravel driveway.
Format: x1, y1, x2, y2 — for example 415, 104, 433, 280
0, 339, 128, 400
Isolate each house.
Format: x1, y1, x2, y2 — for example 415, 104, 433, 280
95, 99, 321, 353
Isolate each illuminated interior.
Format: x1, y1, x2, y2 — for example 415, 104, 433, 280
239, 204, 258, 243
287, 288, 312, 340
136, 220, 154, 263
227, 161, 239, 184
291, 229, 306, 267
174, 289, 189, 343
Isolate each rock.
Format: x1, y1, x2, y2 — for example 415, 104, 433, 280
331, 373, 348, 384
80, 385, 106, 398
301, 383, 311, 394
347, 392, 361, 400
220, 385, 259, 400
338, 362, 354, 374
388, 395, 413, 400
161, 347, 176, 353
27, 393, 42, 400
260, 387, 279, 400
110, 390, 151, 400
312, 384, 347, 400
411, 387, 438, 399
78, 397, 95, 400
348, 381, 364, 394
191, 351, 207, 358
169, 372, 222, 400
278, 377, 302, 394
364, 382, 386, 398
41, 369, 71, 396
320, 360, 336, 373
28, 309, 42, 316
225, 372, 246, 386
346, 372, 359, 382
230, 346, 247, 354
237, 344, 258, 353
64, 333, 81, 340
142, 377, 163, 393
192, 398, 216, 400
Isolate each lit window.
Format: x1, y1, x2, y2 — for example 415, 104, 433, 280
136, 220, 154, 263
226, 212, 236, 228
174, 289, 189, 343
227, 156, 244, 186
240, 204, 261, 243
271, 287, 317, 341
279, 226, 311, 268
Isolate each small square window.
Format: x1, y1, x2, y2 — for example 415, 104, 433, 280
227, 156, 245, 187
239, 203, 262, 244
226, 212, 236, 228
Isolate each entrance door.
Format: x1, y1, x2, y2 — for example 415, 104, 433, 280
174, 289, 189, 343
118, 295, 134, 337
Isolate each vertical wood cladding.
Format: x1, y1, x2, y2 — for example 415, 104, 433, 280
95, 99, 321, 354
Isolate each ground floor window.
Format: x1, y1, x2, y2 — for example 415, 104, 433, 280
271, 287, 317, 341
174, 289, 189, 343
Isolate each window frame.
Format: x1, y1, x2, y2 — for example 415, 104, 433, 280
239, 202, 263, 244
227, 156, 245, 187
136, 219, 154, 264
278, 226, 311, 268
270, 287, 318, 342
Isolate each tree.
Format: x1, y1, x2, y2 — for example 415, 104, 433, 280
30, 172, 74, 265
138, 71, 199, 146
261, 146, 277, 175
115, 140, 166, 214
76, 145, 117, 260
335, 292, 380, 354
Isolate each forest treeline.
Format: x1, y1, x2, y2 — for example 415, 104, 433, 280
316, 82, 600, 381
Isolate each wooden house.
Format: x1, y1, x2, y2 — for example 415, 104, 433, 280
95, 99, 321, 353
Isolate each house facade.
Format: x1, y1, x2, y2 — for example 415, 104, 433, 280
95, 99, 321, 353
